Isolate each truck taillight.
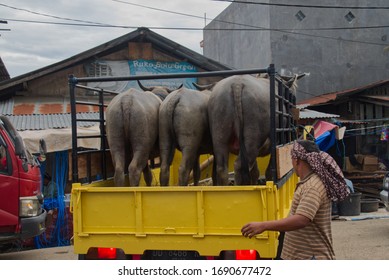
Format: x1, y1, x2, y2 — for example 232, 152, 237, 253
19, 196, 41, 217
97, 248, 117, 259
235, 250, 257, 260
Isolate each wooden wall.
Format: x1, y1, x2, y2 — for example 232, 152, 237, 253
17, 42, 220, 99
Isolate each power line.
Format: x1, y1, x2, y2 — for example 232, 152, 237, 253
4, 17, 389, 33
346, 124, 386, 132
1, 18, 136, 29
0, 3, 110, 26
282, 25, 389, 31
112, 0, 205, 21
3, 1, 389, 33
112, 1, 389, 31
110, 1, 389, 47
212, 0, 389, 10
2, 2, 389, 49
3, 17, 388, 48
2, 1, 388, 34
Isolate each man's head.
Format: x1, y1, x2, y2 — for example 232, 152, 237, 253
290, 140, 350, 201
291, 140, 320, 178
44, 172, 51, 185
292, 140, 320, 155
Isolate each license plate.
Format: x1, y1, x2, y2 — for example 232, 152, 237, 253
143, 250, 205, 260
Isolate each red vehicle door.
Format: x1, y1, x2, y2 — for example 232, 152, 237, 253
0, 133, 20, 236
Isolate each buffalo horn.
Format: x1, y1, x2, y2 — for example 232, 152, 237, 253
192, 82, 215, 91
137, 80, 153, 92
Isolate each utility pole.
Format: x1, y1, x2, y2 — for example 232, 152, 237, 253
0, 20, 11, 80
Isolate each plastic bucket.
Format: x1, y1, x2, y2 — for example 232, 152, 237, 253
360, 198, 379, 213
338, 192, 361, 216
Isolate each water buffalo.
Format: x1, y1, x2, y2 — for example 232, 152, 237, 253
106, 82, 180, 187
159, 83, 214, 186
208, 74, 304, 186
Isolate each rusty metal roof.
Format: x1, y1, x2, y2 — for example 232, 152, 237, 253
0, 97, 104, 130
0, 97, 102, 115
1, 98, 339, 130
0, 97, 101, 130
298, 79, 389, 106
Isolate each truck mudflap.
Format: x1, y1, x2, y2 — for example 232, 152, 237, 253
71, 173, 297, 258
20, 209, 47, 239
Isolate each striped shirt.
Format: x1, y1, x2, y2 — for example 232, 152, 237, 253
281, 172, 335, 260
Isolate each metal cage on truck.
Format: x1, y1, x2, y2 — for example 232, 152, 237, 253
69, 64, 299, 259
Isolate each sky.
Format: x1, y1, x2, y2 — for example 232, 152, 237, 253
0, 0, 230, 78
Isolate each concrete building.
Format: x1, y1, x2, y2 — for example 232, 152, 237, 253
203, 0, 389, 102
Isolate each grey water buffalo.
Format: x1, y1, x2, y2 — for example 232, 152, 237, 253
208, 74, 304, 186
159, 84, 214, 186
106, 82, 180, 187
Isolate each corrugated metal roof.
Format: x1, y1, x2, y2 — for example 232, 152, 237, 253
0, 98, 14, 115
0, 96, 103, 130
298, 79, 389, 106
363, 95, 389, 102
336, 119, 368, 125
299, 108, 339, 120
0, 98, 339, 131
0, 97, 102, 115
3, 112, 101, 131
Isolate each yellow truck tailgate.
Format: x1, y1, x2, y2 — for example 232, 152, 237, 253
71, 173, 296, 258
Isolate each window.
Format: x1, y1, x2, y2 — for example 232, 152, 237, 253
0, 141, 9, 174
295, 10, 306, 22
87, 61, 112, 77
345, 11, 355, 23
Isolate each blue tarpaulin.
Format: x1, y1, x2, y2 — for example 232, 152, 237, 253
35, 150, 70, 248
315, 130, 336, 152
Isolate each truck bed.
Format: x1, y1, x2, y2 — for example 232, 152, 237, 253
70, 173, 296, 258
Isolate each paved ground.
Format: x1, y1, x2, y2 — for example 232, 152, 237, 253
0, 245, 77, 260
332, 208, 389, 260
1, 209, 388, 260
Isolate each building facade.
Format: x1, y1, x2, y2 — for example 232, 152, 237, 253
203, 0, 389, 102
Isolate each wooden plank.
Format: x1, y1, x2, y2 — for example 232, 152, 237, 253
276, 143, 294, 179
68, 150, 114, 181
128, 42, 153, 60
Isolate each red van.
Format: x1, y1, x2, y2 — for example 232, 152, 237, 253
0, 115, 46, 244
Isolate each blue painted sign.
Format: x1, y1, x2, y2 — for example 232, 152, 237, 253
128, 59, 197, 90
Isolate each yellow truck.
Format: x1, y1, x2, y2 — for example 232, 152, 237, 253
69, 65, 298, 260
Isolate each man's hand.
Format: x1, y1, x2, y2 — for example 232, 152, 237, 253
241, 222, 267, 238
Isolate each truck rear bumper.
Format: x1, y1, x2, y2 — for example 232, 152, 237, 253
20, 209, 47, 239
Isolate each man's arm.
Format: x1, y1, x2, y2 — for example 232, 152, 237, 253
241, 214, 310, 238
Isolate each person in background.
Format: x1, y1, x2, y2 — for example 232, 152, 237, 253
43, 172, 58, 199
0, 145, 7, 171
241, 140, 350, 260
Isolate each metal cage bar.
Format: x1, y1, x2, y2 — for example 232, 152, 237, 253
69, 65, 296, 185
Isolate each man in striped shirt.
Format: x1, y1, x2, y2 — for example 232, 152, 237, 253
241, 140, 350, 260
